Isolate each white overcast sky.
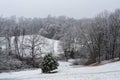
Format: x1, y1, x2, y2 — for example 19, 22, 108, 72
0, 0, 120, 19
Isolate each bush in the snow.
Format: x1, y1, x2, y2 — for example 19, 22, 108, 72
41, 54, 59, 73
0, 53, 31, 72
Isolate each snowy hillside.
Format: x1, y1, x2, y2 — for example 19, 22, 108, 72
0, 35, 63, 56
0, 61, 120, 80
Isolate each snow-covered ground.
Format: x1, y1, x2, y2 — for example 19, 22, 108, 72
0, 61, 120, 80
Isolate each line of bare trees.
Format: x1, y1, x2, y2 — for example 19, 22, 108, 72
60, 9, 120, 64
84, 9, 120, 64
0, 25, 46, 67
0, 9, 120, 65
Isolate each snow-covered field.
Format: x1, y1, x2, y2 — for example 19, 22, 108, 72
0, 61, 120, 80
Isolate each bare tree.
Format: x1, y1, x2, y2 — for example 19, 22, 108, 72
108, 10, 120, 59
4, 28, 12, 55
13, 26, 21, 59
19, 28, 26, 59
24, 34, 46, 67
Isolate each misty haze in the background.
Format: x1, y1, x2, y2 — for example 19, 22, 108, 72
0, 0, 120, 19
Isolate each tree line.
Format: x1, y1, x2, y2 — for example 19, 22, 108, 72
0, 9, 120, 65
61, 9, 120, 64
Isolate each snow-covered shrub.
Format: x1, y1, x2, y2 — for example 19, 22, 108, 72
58, 54, 66, 61
41, 54, 59, 73
0, 53, 32, 72
72, 59, 88, 65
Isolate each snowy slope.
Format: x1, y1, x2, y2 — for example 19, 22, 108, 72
0, 35, 63, 56
0, 61, 120, 80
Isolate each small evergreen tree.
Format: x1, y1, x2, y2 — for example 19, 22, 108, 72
41, 54, 59, 73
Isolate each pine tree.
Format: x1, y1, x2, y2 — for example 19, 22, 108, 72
41, 54, 59, 73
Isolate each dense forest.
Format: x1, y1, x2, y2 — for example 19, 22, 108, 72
0, 9, 120, 71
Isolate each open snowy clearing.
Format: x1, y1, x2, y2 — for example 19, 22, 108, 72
0, 61, 120, 80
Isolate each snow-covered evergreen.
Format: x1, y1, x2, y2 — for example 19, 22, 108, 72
41, 54, 59, 73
